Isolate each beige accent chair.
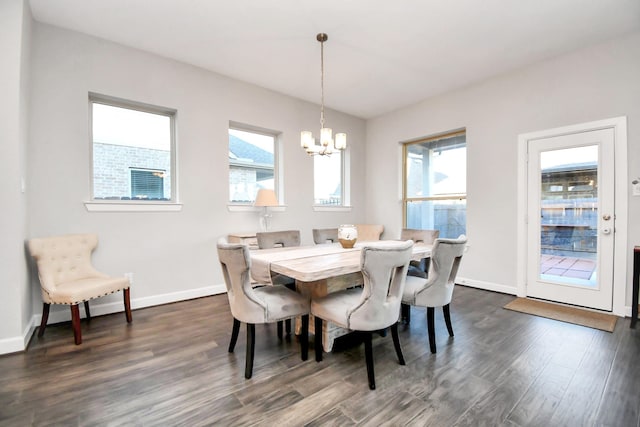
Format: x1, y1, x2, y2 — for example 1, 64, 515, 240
255, 229, 301, 338
400, 228, 440, 279
355, 224, 384, 242
217, 239, 310, 379
312, 228, 339, 244
401, 235, 467, 353
28, 234, 132, 345
312, 240, 413, 390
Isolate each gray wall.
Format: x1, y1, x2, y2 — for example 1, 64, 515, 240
21, 22, 366, 346
366, 31, 640, 299
0, 0, 31, 353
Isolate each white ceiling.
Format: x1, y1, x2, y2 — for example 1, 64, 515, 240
28, 0, 640, 119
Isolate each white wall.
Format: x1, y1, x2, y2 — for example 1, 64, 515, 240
24, 23, 366, 336
366, 32, 640, 298
0, 0, 31, 354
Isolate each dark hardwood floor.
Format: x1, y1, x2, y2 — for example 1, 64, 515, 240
1, 285, 639, 426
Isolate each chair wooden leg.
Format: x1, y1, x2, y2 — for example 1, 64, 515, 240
245, 323, 255, 379
71, 304, 82, 345
427, 306, 436, 354
364, 332, 376, 390
277, 321, 284, 340
123, 288, 132, 323
443, 304, 454, 337
390, 323, 406, 365
229, 318, 241, 353
83, 301, 91, 321
315, 316, 323, 362
300, 315, 309, 361
401, 303, 411, 324
38, 303, 50, 337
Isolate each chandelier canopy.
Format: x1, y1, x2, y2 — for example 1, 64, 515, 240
300, 33, 346, 156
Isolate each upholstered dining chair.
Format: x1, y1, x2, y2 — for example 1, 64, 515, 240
28, 233, 132, 345
312, 240, 413, 390
312, 228, 339, 244
256, 229, 301, 338
355, 224, 384, 242
256, 230, 301, 249
400, 228, 440, 279
217, 239, 310, 379
401, 235, 467, 354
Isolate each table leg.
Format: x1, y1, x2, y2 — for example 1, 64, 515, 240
295, 272, 363, 352
631, 247, 640, 328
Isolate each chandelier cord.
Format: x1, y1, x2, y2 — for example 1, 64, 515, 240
320, 37, 325, 130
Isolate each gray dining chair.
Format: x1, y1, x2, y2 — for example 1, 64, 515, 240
311, 240, 414, 390
256, 229, 301, 338
401, 228, 440, 279
401, 235, 467, 353
312, 228, 339, 244
217, 238, 310, 379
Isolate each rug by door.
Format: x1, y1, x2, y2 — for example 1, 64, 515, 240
503, 297, 617, 332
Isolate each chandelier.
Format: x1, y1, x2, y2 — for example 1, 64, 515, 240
300, 33, 346, 156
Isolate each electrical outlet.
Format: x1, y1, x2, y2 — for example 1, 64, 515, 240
124, 272, 134, 284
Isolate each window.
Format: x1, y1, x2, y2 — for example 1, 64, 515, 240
90, 94, 176, 202
403, 130, 466, 238
228, 126, 276, 203
131, 169, 165, 199
314, 152, 343, 205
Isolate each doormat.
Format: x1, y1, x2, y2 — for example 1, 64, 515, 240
503, 297, 617, 332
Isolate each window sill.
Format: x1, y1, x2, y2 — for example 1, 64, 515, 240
228, 204, 286, 212
84, 201, 183, 212
313, 205, 352, 212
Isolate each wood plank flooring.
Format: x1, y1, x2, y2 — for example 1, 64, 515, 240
1, 286, 639, 426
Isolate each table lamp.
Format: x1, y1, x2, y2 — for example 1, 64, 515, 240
254, 189, 278, 231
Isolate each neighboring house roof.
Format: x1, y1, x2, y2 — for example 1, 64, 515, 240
542, 161, 597, 174
229, 134, 273, 167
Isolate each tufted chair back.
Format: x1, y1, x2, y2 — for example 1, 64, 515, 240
348, 240, 413, 331
28, 234, 105, 303
256, 230, 301, 249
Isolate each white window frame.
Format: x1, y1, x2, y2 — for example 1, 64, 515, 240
85, 93, 180, 212
312, 147, 351, 212
402, 129, 466, 235
227, 122, 283, 212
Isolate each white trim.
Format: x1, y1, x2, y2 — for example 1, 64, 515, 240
517, 117, 628, 316
85, 201, 183, 212
227, 204, 286, 212
0, 284, 228, 355
456, 276, 517, 295
312, 205, 352, 212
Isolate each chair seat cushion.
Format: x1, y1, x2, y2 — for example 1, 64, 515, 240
51, 276, 129, 305
252, 285, 310, 323
311, 288, 362, 329
401, 275, 428, 305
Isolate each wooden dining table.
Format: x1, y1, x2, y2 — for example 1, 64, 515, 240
250, 241, 431, 351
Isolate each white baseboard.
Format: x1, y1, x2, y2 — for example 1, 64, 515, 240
0, 284, 227, 356
456, 276, 517, 296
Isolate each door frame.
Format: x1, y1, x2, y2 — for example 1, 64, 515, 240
516, 117, 628, 316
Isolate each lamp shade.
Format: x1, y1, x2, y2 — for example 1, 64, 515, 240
254, 189, 278, 207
